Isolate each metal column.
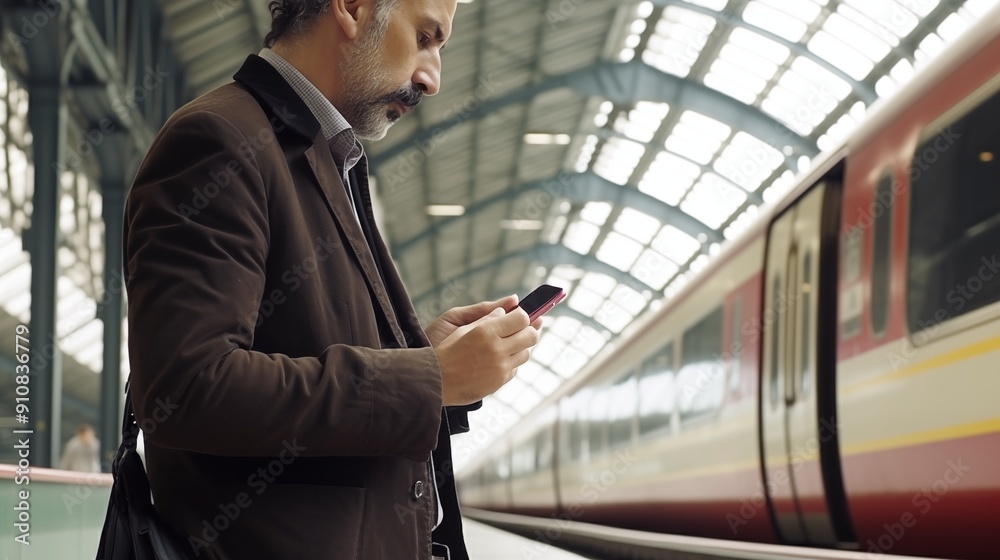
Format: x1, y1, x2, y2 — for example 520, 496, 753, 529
98, 175, 125, 469
25, 77, 65, 469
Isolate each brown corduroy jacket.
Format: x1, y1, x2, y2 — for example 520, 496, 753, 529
123, 54, 473, 560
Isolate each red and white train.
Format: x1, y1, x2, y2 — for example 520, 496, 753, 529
457, 6, 1000, 560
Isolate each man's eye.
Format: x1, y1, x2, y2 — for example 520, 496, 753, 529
418, 33, 430, 46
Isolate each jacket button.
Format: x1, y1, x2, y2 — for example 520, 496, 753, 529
412, 480, 424, 500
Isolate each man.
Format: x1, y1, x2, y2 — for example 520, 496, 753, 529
122, 0, 541, 558
59, 424, 100, 473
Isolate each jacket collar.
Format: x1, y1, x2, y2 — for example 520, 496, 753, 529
233, 54, 321, 145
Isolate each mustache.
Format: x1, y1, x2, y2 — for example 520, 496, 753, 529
376, 86, 423, 110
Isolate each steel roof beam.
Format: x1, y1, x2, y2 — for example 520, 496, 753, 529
412, 243, 657, 310
371, 60, 817, 172
393, 171, 723, 256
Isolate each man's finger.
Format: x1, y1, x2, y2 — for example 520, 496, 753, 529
485, 307, 531, 337
446, 295, 517, 325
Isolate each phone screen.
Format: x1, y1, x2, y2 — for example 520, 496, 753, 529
518, 284, 566, 319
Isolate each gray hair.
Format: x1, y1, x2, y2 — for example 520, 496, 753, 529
264, 0, 399, 48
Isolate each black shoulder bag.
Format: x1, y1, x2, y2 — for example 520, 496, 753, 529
95, 380, 192, 560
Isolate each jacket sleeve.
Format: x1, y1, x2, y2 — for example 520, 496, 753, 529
123, 109, 442, 462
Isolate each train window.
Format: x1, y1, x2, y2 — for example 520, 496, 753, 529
801, 250, 813, 396
535, 431, 552, 470
608, 370, 638, 447
638, 343, 675, 436
569, 390, 590, 462
871, 172, 894, 336
908, 87, 1000, 334
769, 276, 782, 406
588, 387, 609, 458
513, 442, 535, 477
728, 298, 743, 395
678, 307, 725, 425
840, 227, 863, 339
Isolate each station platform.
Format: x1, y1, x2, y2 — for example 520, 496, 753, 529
1, 464, 590, 560
464, 517, 590, 560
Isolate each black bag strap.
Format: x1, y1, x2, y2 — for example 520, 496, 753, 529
112, 379, 140, 482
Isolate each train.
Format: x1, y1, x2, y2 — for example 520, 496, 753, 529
456, 5, 1000, 560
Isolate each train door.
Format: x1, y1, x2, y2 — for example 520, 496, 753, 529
761, 181, 847, 546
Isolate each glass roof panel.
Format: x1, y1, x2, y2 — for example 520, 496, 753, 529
915, 31, 946, 66
550, 315, 582, 341
937, 12, 973, 41
579, 271, 617, 298
756, 0, 823, 21
594, 301, 634, 333
825, 11, 893, 62
706, 58, 769, 99
567, 285, 603, 315
596, 231, 645, 272
742, 1, 809, 41
551, 347, 589, 377
533, 369, 563, 395
640, 151, 700, 205
614, 101, 670, 143
718, 42, 782, 79
631, 249, 680, 290
614, 207, 661, 244
653, 225, 701, 264
729, 27, 793, 64
643, 7, 717, 77
808, 30, 876, 80
569, 324, 607, 357
680, 174, 748, 229
685, 0, 728, 10
581, 201, 613, 225
713, 131, 785, 192
563, 219, 601, 254
531, 334, 566, 367
703, 74, 760, 104
838, 4, 905, 46
594, 136, 646, 185
609, 283, 648, 315
666, 111, 731, 164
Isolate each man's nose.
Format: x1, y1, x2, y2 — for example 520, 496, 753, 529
413, 57, 442, 96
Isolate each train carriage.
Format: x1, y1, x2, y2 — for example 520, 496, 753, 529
458, 5, 1000, 559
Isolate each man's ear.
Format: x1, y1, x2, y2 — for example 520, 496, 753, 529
332, 0, 369, 41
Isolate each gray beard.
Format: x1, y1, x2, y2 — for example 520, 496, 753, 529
339, 30, 396, 140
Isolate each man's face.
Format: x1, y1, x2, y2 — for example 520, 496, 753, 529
340, 0, 457, 140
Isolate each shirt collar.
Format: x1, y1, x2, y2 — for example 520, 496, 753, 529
258, 48, 362, 164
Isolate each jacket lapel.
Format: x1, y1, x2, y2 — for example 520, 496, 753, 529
234, 54, 407, 348
304, 142, 407, 348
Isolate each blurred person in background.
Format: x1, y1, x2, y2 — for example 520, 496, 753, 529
59, 424, 100, 473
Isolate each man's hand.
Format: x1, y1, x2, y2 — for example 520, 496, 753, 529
425, 295, 520, 348
433, 304, 543, 406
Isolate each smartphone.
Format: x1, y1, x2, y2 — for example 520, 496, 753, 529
517, 284, 567, 322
